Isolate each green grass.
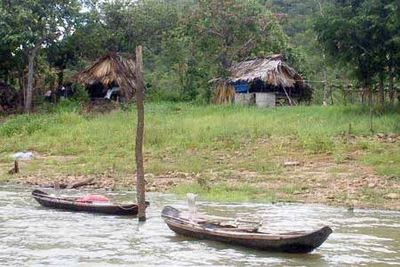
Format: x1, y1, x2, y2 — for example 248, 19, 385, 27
1, 102, 400, 182
170, 178, 302, 202
170, 182, 299, 202
362, 143, 400, 176
171, 182, 265, 202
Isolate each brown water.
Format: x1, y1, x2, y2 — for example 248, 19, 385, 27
1, 185, 399, 266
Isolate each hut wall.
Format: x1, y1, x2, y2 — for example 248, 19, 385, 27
255, 93, 275, 107
235, 93, 255, 105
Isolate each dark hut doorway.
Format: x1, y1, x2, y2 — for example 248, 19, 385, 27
87, 82, 106, 99
87, 81, 120, 101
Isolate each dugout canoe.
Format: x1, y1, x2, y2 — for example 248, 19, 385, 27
32, 189, 149, 216
161, 206, 332, 253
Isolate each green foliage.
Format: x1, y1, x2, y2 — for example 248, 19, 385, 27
186, 0, 287, 71
146, 88, 183, 103
37, 98, 84, 114
97, 0, 181, 52
71, 83, 89, 103
1, 0, 400, 107
314, 0, 400, 96
0, 0, 82, 111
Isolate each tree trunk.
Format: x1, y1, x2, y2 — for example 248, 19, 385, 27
24, 45, 41, 113
25, 51, 35, 113
18, 73, 25, 107
135, 45, 146, 222
361, 89, 366, 105
367, 80, 374, 133
220, 48, 231, 70
58, 69, 64, 89
388, 65, 395, 106
322, 54, 328, 106
378, 73, 384, 107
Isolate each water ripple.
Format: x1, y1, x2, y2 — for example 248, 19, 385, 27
1, 185, 399, 266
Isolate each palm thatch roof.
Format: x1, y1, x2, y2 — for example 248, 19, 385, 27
211, 54, 313, 104
73, 53, 137, 99
212, 54, 304, 88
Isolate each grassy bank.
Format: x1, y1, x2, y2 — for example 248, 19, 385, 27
1, 103, 400, 208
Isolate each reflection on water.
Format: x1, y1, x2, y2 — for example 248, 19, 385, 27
0, 185, 399, 266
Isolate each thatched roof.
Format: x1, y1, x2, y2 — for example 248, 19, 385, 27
212, 54, 304, 88
73, 53, 137, 99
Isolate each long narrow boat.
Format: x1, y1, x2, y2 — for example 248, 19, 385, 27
32, 189, 149, 216
161, 206, 332, 253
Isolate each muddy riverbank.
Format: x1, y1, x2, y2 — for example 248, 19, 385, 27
5, 152, 400, 211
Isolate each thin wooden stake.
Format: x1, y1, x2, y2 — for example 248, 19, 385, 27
368, 85, 374, 133
8, 160, 19, 175
135, 45, 146, 221
282, 87, 294, 106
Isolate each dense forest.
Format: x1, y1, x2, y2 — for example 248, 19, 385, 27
0, 0, 399, 113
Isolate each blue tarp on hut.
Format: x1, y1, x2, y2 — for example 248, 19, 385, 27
233, 81, 249, 93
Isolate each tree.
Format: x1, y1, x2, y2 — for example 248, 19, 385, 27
357, 0, 395, 108
98, 0, 204, 101
45, 8, 104, 88
186, 0, 287, 73
386, 1, 400, 106
98, 0, 180, 53
46, 37, 79, 89
0, 0, 81, 112
315, 0, 400, 109
314, 0, 388, 130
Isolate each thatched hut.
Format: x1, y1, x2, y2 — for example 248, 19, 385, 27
73, 53, 137, 101
212, 54, 312, 107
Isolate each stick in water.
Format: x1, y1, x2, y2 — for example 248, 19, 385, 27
187, 193, 197, 220
54, 181, 60, 197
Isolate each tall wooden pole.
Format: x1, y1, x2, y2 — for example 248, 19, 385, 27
135, 45, 146, 221
318, 1, 328, 106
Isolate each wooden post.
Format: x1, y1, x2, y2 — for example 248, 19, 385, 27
366, 76, 374, 133
282, 87, 294, 106
318, 1, 328, 106
369, 86, 374, 133
135, 45, 146, 221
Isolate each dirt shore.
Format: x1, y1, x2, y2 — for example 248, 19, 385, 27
6, 153, 399, 211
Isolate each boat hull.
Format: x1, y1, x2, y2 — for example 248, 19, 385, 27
32, 189, 148, 216
162, 206, 332, 253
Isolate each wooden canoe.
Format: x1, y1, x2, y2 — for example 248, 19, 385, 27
161, 206, 332, 253
32, 189, 149, 216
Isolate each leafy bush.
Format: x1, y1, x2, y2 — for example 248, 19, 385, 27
146, 88, 184, 102
38, 98, 83, 114
71, 83, 89, 103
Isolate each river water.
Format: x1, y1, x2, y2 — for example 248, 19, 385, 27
1, 185, 399, 266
